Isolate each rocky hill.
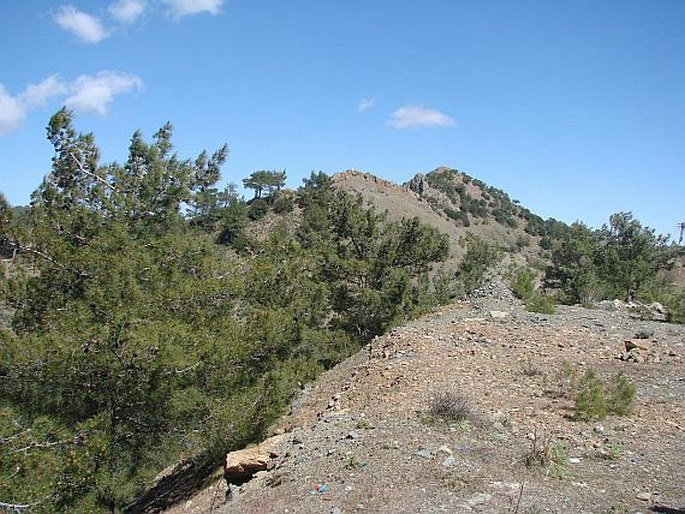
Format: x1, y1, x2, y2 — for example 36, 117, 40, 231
165, 284, 685, 513
332, 168, 555, 265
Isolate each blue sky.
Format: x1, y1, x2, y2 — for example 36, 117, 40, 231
1, 0, 683, 238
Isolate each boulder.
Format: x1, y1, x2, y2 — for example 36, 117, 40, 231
225, 434, 285, 482
597, 300, 624, 311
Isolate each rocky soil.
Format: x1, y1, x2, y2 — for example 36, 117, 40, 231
166, 285, 685, 514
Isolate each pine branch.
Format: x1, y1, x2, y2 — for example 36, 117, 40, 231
69, 152, 116, 191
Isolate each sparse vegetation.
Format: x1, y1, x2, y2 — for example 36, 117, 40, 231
428, 391, 473, 424
345, 454, 365, 471
520, 356, 542, 377
599, 443, 623, 461
607, 373, 636, 417
521, 429, 567, 478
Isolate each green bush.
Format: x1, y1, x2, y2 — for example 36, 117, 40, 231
575, 370, 636, 421
272, 191, 295, 214
575, 370, 608, 421
456, 236, 500, 294
247, 198, 269, 220
515, 234, 531, 249
509, 267, 555, 314
607, 373, 636, 416
525, 294, 555, 314
511, 268, 535, 300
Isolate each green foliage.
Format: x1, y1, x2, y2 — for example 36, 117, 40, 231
607, 373, 636, 417
297, 184, 449, 340
455, 236, 500, 294
247, 197, 269, 220
0, 118, 452, 511
272, 190, 295, 214
242, 170, 286, 199
599, 213, 673, 301
510, 267, 535, 300
546, 214, 675, 305
545, 222, 603, 304
521, 431, 567, 478
575, 370, 608, 421
574, 370, 636, 421
525, 294, 555, 314
665, 287, 685, 324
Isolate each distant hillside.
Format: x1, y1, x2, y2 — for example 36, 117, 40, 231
331, 167, 566, 267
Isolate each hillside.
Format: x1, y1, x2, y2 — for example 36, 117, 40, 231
3, 149, 682, 512
331, 168, 561, 270
168, 284, 685, 513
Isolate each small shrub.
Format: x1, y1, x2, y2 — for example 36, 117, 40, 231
607, 373, 636, 416
525, 294, 555, 315
575, 370, 608, 421
345, 454, 365, 470
520, 356, 542, 377
272, 191, 294, 214
510, 268, 535, 300
247, 198, 269, 220
599, 443, 622, 460
521, 429, 567, 478
515, 234, 531, 249
574, 370, 636, 421
356, 418, 371, 430
429, 391, 472, 423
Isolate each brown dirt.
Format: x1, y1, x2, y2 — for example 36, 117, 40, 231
166, 292, 685, 514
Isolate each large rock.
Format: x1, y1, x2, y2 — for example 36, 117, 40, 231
225, 434, 285, 482
597, 299, 624, 311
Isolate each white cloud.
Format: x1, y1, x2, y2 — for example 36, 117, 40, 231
21, 75, 68, 107
65, 71, 143, 115
54, 5, 109, 43
0, 76, 68, 135
388, 105, 455, 129
162, 0, 224, 18
108, 0, 146, 24
0, 86, 25, 135
0, 72, 143, 135
357, 97, 376, 112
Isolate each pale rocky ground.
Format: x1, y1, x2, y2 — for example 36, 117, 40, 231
165, 284, 685, 514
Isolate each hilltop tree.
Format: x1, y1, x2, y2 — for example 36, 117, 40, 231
242, 170, 286, 199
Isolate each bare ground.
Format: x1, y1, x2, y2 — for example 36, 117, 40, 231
166, 293, 684, 514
